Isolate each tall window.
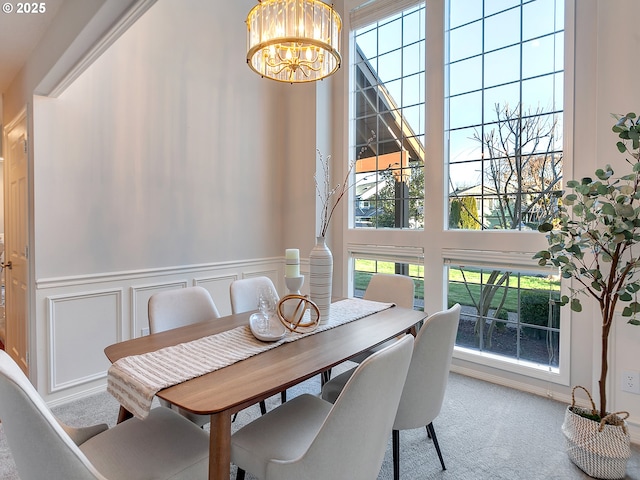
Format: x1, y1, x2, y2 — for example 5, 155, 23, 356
347, 0, 568, 379
352, 4, 425, 229
444, 0, 564, 372
446, 0, 564, 231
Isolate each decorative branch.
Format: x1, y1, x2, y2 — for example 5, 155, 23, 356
314, 132, 376, 238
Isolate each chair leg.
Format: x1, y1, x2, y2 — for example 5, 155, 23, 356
281, 390, 287, 403
236, 467, 246, 480
392, 429, 400, 480
259, 400, 267, 415
321, 368, 332, 386
427, 422, 446, 470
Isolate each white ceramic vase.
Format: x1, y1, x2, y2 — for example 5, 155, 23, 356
309, 236, 333, 324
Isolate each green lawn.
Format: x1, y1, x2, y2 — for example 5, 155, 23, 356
354, 260, 560, 312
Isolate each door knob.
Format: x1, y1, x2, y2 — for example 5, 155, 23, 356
1, 261, 12, 270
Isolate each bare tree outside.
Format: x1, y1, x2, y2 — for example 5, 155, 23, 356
450, 103, 563, 351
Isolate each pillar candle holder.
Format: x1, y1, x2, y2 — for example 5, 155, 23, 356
285, 275, 304, 296
282, 275, 305, 323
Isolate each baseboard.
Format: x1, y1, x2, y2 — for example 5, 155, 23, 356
450, 364, 640, 445
46, 384, 107, 409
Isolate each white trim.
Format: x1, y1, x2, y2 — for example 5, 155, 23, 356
442, 248, 558, 274
348, 243, 424, 263
42, 0, 158, 97
454, 346, 566, 385
36, 256, 284, 289
349, 0, 424, 30
47, 288, 123, 393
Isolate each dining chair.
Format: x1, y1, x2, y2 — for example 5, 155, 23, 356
230, 276, 279, 315
322, 303, 461, 479
364, 273, 416, 309
349, 273, 416, 365
0, 350, 210, 480
230, 276, 285, 409
148, 285, 221, 426
231, 334, 414, 480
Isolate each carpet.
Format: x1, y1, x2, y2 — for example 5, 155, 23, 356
1, 367, 639, 479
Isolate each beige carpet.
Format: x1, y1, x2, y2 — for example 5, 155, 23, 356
1, 368, 640, 479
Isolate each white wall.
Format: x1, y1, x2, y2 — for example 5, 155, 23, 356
29, 0, 321, 403
34, 0, 287, 277
590, 0, 640, 429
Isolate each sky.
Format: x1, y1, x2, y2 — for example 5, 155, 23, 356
354, 0, 564, 190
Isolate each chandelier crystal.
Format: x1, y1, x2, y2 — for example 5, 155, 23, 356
246, 0, 342, 83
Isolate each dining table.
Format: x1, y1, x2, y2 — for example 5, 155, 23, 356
104, 299, 427, 480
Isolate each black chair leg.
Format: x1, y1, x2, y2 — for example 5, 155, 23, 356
427, 422, 446, 470
281, 390, 287, 403
259, 400, 267, 415
392, 429, 400, 480
321, 368, 332, 386
236, 467, 246, 480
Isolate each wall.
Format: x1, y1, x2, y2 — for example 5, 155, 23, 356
29, 0, 319, 404
591, 0, 640, 430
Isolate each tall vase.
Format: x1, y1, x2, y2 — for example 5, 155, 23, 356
309, 236, 333, 324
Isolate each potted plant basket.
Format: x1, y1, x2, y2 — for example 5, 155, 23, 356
534, 113, 640, 479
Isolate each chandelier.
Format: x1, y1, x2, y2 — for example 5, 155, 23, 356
246, 0, 342, 83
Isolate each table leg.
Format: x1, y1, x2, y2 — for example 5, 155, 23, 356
209, 411, 232, 480
116, 405, 133, 424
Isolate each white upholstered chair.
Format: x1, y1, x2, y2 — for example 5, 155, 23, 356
148, 285, 221, 332
322, 304, 461, 479
230, 276, 284, 410
363, 273, 415, 309
0, 350, 210, 480
231, 335, 414, 480
148, 285, 221, 426
229, 276, 279, 315
349, 273, 416, 365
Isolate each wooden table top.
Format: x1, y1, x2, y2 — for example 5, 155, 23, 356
105, 303, 427, 416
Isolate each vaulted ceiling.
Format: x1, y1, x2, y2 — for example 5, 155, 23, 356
0, 0, 64, 94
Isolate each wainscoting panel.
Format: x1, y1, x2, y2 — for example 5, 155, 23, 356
47, 288, 122, 392
194, 274, 239, 316
35, 257, 285, 403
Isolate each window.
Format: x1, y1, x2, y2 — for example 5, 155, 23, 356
352, 4, 425, 230
448, 263, 560, 370
346, 0, 569, 382
442, 0, 566, 376
446, 0, 564, 231
353, 256, 424, 309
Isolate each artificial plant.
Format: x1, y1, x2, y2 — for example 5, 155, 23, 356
534, 113, 640, 420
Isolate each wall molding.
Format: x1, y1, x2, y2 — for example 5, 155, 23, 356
36, 257, 284, 289
36, 257, 286, 403
47, 288, 123, 393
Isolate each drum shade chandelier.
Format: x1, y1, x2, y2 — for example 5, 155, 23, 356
246, 0, 342, 83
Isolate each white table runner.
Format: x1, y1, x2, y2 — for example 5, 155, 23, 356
107, 298, 393, 419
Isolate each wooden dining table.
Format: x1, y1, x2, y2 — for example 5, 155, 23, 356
104, 301, 427, 480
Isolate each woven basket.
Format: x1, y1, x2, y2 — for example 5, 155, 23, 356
562, 386, 631, 479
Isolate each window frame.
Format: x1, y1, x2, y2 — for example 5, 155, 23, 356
342, 0, 575, 386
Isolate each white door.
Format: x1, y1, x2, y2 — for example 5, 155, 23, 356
4, 112, 29, 374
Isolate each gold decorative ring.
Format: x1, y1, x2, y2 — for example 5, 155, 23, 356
276, 294, 320, 332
